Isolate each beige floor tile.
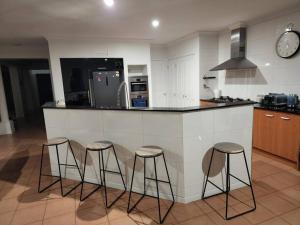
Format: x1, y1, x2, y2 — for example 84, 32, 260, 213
280, 208, 300, 225
179, 215, 215, 225
232, 201, 274, 224
0, 197, 19, 214
203, 195, 226, 210
109, 216, 139, 225
259, 217, 290, 225
194, 199, 214, 213
17, 192, 48, 210
44, 196, 75, 218
258, 194, 297, 216
276, 186, 300, 207
43, 212, 75, 225
107, 206, 128, 221
76, 202, 108, 225
0, 211, 15, 225
207, 210, 252, 225
10, 204, 45, 225
170, 202, 203, 222
140, 206, 178, 224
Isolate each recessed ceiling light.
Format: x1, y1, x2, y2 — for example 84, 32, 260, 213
152, 19, 160, 28
103, 0, 114, 7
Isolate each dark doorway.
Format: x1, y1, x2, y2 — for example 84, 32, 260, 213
36, 74, 53, 106
0, 59, 52, 137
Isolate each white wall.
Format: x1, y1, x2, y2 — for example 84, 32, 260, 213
218, 10, 300, 100
47, 38, 152, 104
0, 67, 12, 135
199, 33, 219, 99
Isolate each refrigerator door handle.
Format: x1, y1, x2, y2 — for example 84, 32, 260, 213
88, 79, 95, 107
106, 76, 108, 86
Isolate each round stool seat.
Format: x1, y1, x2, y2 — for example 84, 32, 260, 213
87, 141, 113, 150
44, 137, 68, 146
214, 142, 244, 154
136, 146, 163, 158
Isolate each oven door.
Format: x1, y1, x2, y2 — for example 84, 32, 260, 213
130, 82, 148, 93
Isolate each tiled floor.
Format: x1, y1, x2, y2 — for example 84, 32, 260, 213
0, 127, 300, 225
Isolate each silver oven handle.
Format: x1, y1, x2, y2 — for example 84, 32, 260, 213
88, 79, 95, 107
131, 82, 147, 85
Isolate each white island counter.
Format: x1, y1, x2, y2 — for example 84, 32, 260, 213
43, 102, 254, 203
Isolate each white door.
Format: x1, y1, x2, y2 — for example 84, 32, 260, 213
151, 60, 168, 107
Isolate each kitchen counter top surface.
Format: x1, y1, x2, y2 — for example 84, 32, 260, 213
42, 100, 256, 113
254, 104, 300, 115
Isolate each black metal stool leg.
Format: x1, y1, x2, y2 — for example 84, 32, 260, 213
153, 157, 162, 223
55, 145, 64, 196
127, 154, 144, 213
68, 140, 83, 181
98, 151, 103, 186
80, 149, 101, 201
112, 145, 126, 190
225, 153, 230, 220
243, 151, 257, 209
100, 149, 109, 207
38, 144, 60, 193
162, 153, 175, 202
202, 148, 215, 199
157, 153, 175, 223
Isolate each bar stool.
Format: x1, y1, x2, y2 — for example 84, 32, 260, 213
80, 141, 126, 208
38, 137, 82, 197
127, 146, 175, 224
202, 142, 256, 220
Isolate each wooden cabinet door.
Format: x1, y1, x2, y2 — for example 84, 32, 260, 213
253, 109, 277, 154
276, 113, 300, 161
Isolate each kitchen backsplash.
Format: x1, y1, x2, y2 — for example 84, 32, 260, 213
217, 9, 300, 101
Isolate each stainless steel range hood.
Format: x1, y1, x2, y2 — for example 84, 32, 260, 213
210, 27, 257, 71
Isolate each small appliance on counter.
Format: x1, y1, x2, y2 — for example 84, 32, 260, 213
261, 93, 299, 108
129, 76, 149, 107
287, 94, 299, 108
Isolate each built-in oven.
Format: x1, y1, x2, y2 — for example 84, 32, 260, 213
129, 76, 149, 107
129, 76, 148, 94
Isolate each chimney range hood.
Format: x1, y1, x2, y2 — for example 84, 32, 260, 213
210, 27, 257, 71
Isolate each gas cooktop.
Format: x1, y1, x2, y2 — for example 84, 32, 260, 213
208, 96, 252, 104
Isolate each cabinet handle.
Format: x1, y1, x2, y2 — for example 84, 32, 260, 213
265, 114, 274, 117
280, 116, 290, 120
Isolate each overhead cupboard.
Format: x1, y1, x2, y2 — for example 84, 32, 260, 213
151, 54, 199, 107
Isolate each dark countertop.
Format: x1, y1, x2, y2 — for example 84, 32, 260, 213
42, 101, 256, 113
254, 104, 300, 115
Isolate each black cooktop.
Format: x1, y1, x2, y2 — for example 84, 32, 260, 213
206, 96, 252, 104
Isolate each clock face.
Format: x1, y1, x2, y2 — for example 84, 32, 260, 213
276, 31, 300, 58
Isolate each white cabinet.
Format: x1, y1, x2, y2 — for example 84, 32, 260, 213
152, 54, 198, 107
151, 60, 168, 107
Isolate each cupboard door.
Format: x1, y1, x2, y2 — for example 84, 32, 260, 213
253, 109, 277, 154
276, 113, 300, 161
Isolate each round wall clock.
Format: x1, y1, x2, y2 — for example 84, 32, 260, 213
276, 25, 300, 58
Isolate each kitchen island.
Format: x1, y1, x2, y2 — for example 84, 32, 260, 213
43, 101, 254, 203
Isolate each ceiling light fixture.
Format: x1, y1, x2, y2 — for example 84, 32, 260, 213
104, 0, 114, 7
152, 19, 160, 28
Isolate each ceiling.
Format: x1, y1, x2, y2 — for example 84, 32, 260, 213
0, 0, 300, 45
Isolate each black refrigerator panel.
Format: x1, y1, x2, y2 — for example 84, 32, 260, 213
92, 71, 124, 107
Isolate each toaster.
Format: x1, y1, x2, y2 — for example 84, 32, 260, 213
262, 93, 287, 107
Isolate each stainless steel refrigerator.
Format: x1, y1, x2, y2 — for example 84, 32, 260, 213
90, 70, 125, 107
